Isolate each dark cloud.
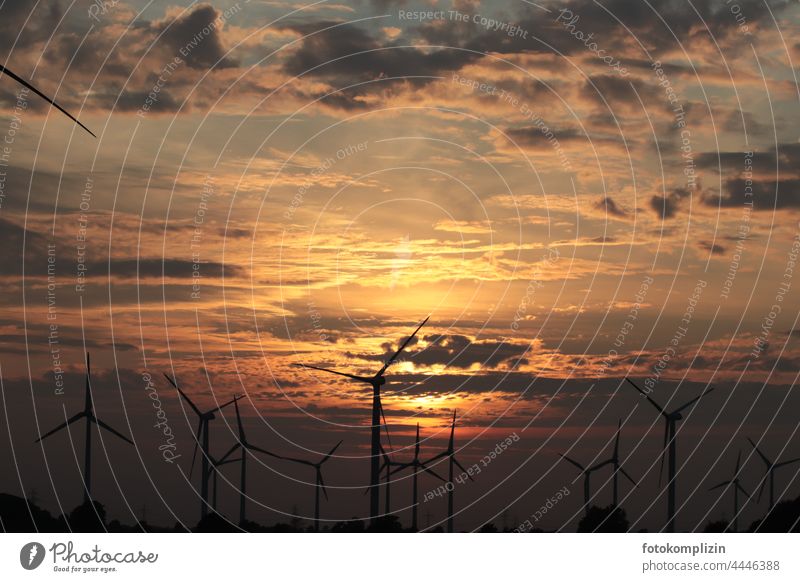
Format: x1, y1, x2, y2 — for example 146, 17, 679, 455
697, 240, 725, 255
594, 196, 628, 218
706, 179, 800, 210
281, 21, 480, 83
349, 334, 530, 370
650, 187, 691, 220
0, 217, 51, 276
152, 4, 238, 70
0, 0, 62, 56
506, 126, 583, 148
696, 143, 800, 173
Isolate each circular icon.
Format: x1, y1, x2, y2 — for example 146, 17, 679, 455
19, 542, 46, 570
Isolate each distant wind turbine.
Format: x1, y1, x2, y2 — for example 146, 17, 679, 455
280, 441, 343, 531
163, 373, 239, 521
708, 450, 751, 532
390, 423, 446, 531
426, 410, 473, 532
626, 377, 713, 532
35, 353, 133, 504
747, 437, 800, 511
365, 441, 404, 516
0, 64, 95, 137
610, 419, 639, 507
293, 316, 430, 523
558, 453, 612, 516
217, 396, 282, 525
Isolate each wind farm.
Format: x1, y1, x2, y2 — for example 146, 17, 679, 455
8, 342, 800, 535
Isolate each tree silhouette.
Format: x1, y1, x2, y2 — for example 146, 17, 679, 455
578, 505, 629, 532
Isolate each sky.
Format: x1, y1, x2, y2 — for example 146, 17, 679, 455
1, 0, 800, 532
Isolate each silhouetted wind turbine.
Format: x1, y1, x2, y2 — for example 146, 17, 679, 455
366, 441, 404, 515
293, 316, 429, 523
390, 423, 446, 531
626, 377, 713, 532
0, 64, 95, 137
427, 410, 473, 532
35, 353, 133, 504
217, 396, 281, 525
163, 373, 239, 521
709, 450, 751, 532
747, 437, 800, 511
610, 419, 638, 506
281, 441, 343, 531
558, 453, 611, 516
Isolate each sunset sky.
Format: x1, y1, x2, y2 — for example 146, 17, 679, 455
1, 0, 800, 531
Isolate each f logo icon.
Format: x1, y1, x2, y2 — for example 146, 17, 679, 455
20, 542, 46, 570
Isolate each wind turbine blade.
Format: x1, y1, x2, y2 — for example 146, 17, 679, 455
620, 467, 638, 487
379, 401, 394, 452
93, 417, 134, 445
449, 410, 457, 453
658, 421, 668, 488
625, 378, 666, 416
0, 64, 96, 137
747, 437, 772, 467
756, 472, 768, 502
319, 471, 329, 501
234, 397, 245, 441
614, 419, 621, 459
589, 459, 613, 472
84, 352, 92, 412
281, 455, 315, 467
389, 463, 412, 476
420, 464, 446, 482
218, 443, 240, 465
674, 387, 714, 414
558, 453, 586, 473
207, 394, 240, 415
426, 450, 448, 464
708, 480, 731, 492
292, 363, 370, 383
248, 444, 282, 460
775, 457, 800, 468
163, 374, 201, 417
376, 316, 429, 376
34, 412, 85, 442
322, 440, 343, 463
453, 457, 474, 481
188, 419, 202, 478
414, 423, 421, 460
735, 450, 742, 474
736, 483, 752, 500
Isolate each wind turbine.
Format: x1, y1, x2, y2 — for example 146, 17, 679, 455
280, 441, 343, 531
747, 437, 800, 511
217, 396, 282, 525
0, 64, 95, 137
558, 453, 612, 516
427, 410, 474, 532
708, 450, 751, 532
35, 353, 133, 504
368, 441, 404, 515
390, 423, 446, 531
293, 316, 430, 523
626, 378, 713, 532
163, 373, 239, 521
610, 419, 639, 506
